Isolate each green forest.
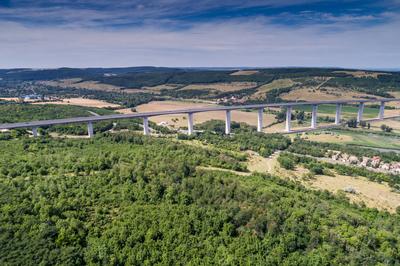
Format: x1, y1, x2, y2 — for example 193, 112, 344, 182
1, 132, 400, 265
0, 101, 400, 265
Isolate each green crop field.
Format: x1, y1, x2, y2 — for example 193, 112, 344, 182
293, 104, 380, 119
334, 130, 400, 150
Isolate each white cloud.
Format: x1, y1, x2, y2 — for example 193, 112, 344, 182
0, 16, 399, 68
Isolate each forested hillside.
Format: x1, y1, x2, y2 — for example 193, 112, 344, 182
1, 133, 400, 265
0, 104, 117, 136
0, 103, 113, 123
1, 67, 399, 108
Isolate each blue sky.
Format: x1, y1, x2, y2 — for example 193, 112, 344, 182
0, 0, 399, 68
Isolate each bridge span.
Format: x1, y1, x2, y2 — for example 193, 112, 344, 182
0, 98, 399, 137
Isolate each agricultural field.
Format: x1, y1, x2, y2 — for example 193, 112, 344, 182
32, 97, 122, 109
301, 129, 400, 150
230, 70, 260, 75
135, 100, 277, 129
293, 103, 381, 119
2, 67, 399, 109
180, 82, 257, 92
281, 87, 384, 102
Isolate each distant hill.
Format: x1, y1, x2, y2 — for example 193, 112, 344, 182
0, 67, 399, 107
0, 67, 185, 81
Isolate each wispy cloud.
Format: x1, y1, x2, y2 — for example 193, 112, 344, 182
0, 0, 395, 28
0, 0, 399, 68
1, 14, 399, 68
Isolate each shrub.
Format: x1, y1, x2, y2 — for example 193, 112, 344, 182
381, 124, 393, 132
278, 155, 295, 170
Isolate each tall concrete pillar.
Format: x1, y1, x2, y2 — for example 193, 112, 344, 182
143, 117, 149, 135
87, 122, 94, 138
311, 104, 318, 129
187, 113, 194, 135
335, 104, 342, 125
257, 108, 263, 132
357, 102, 364, 123
32, 127, 38, 137
378, 101, 385, 120
225, 110, 231, 135
285, 106, 292, 132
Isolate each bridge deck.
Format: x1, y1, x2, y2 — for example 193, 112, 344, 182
0, 99, 399, 131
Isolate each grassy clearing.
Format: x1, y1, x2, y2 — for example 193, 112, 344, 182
341, 131, 400, 150
293, 104, 380, 119
303, 130, 400, 150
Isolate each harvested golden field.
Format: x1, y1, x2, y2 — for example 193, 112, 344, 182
387, 91, 400, 107
32, 97, 121, 108
135, 100, 277, 128
263, 120, 334, 134
250, 79, 296, 100
180, 82, 257, 92
333, 70, 390, 78
390, 91, 400, 98
0, 97, 20, 102
230, 70, 259, 76
383, 109, 400, 117
281, 87, 381, 101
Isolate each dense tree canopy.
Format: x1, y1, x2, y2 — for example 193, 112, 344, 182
1, 133, 400, 265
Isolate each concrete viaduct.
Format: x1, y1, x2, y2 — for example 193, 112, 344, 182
0, 99, 399, 137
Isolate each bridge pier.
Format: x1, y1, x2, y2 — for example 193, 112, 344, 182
335, 104, 342, 125
143, 117, 149, 135
378, 101, 385, 120
32, 127, 38, 137
187, 113, 194, 135
311, 104, 318, 129
257, 108, 263, 132
357, 102, 364, 123
2, 99, 399, 135
285, 106, 292, 132
225, 110, 231, 134
87, 122, 94, 138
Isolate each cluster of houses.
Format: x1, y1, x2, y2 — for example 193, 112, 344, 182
21, 94, 43, 101
216, 96, 246, 104
330, 151, 400, 175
